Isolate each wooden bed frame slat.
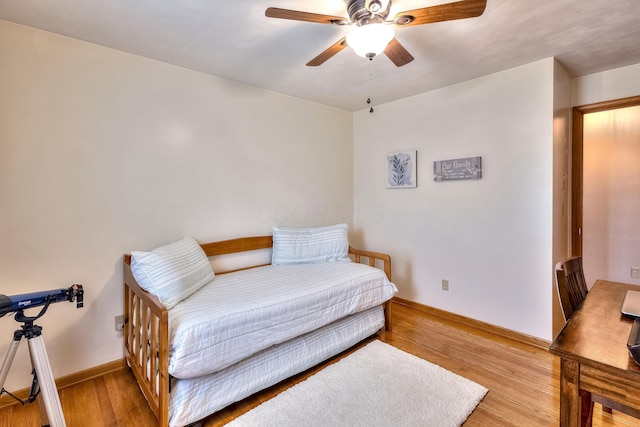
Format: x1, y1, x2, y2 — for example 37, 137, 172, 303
123, 236, 392, 426
200, 235, 273, 257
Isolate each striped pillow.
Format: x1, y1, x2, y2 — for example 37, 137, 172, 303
271, 224, 351, 265
131, 237, 214, 309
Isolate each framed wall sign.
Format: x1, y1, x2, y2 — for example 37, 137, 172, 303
434, 156, 482, 182
387, 150, 417, 188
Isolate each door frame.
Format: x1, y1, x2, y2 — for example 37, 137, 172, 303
571, 95, 640, 256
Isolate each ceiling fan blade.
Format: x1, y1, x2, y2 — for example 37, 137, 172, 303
306, 38, 348, 66
384, 38, 414, 67
394, 0, 487, 27
266, 7, 349, 25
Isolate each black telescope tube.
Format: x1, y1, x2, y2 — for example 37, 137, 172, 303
0, 295, 11, 316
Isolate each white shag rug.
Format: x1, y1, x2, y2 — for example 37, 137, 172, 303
225, 340, 488, 427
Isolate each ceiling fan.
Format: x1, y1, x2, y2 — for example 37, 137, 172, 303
265, 0, 487, 67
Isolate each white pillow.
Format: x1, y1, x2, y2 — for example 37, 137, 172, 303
271, 224, 351, 265
130, 237, 214, 309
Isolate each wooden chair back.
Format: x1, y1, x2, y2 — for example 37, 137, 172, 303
555, 263, 572, 321
557, 256, 589, 321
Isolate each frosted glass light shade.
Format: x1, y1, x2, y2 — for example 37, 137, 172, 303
346, 23, 394, 58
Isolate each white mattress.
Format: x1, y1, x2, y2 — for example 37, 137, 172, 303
168, 261, 396, 379
168, 305, 385, 427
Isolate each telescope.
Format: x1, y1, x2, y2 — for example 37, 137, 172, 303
0, 284, 83, 317
0, 284, 84, 427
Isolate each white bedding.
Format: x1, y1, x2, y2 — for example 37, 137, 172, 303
168, 305, 385, 427
168, 261, 397, 379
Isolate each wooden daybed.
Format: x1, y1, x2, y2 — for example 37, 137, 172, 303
123, 234, 395, 427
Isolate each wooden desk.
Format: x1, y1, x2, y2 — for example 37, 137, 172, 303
550, 280, 640, 426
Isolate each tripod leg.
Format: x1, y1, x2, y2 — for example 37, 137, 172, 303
28, 335, 66, 427
29, 351, 51, 427
0, 339, 21, 391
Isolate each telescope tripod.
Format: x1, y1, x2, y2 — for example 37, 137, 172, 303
0, 309, 66, 427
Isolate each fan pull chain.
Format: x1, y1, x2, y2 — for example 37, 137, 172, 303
367, 61, 374, 113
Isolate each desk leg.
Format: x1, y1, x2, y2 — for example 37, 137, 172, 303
559, 358, 593, 427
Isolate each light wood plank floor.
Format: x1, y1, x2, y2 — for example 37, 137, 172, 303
1, 301, 637, 426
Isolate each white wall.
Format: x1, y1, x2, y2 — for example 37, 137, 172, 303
0, 20, 353, 390
353, 59, 556, 340
572, 62, 640, 106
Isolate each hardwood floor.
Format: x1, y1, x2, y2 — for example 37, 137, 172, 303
1, 301, 638, 426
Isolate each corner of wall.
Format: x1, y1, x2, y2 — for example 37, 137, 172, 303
552, 58, 572, 336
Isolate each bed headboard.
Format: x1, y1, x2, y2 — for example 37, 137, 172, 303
200, 235, 273, 256
123, 235, 391, 279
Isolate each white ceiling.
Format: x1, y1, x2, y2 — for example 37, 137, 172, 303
1, 0, 640, 111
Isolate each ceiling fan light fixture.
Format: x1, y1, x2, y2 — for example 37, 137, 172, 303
346, 23, 394, 59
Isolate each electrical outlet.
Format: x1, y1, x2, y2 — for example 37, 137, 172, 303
115, 315, 125, 332
442, 279, 449, 291
632, 267, 640, 279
